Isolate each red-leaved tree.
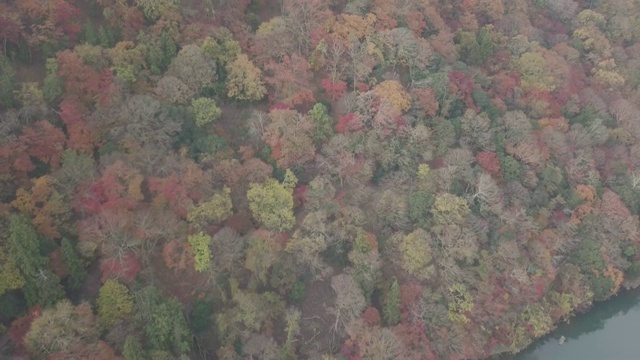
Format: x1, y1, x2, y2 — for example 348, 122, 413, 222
264, 54, 315, 106
56, 50, 102, 107
322, 78, 347, 100
59, 102, 96, 154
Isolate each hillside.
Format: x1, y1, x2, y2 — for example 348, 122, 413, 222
1, 0, 640, 359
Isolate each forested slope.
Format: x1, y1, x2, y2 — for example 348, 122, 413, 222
1, 0, 640, 359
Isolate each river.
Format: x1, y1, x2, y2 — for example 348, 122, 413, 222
509, 287, 640, 360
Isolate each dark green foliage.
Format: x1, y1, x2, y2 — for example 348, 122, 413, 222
1, 1, 640, 359
494, 130, 506, 155
98, 141, 120, 157
190, 299, 214, 333
42, 58, 64, 104
0, 54, 16, 108
308, 103, 334, 145
6, 38, 31, 63
40, 42, 68, 60
448, 99, 466, 118
539, 165, 564, 195
449, 179, 467, 197
124, 336, 148, 360
7, 215, 64, 307
0, 292, 26, 322
589, 275, 615, 301
622, 245, 637, 260
476, 27, 496, 62
564, 190, 584, 210
135, 287, 192, 355
433, 121, 456, 156
9, 216, 66, 306
452, 61, 472, 73
611, 182, 640, 214
383, 278, 401, 326
145, 32, 177, 75
85, 0, 103, 17
372, 162, 386, 184
571, 239, 606, 274
8, 215, 46, 277
61, 238, 87, 291
629, 68, 640, 90
456, 30, 491, 67
30, 157, 53, 179
450, 117, 462, 141
80, 22, 100, 46
191, 135, 227, 157
22, 271, 65, 307
160, 32, 178, 70
428, 71, 451, 105
570, 106, 598, 126
456, 32, 479, 64
628, 261, 640, 279
570, 37, 585, 55
472, 89, 491, 110
175, 105, 226, 159
501, 155, 523, 182
484, 104, 502, 122
530, 188, 549, 210
570, 238, 613, 301
321, 239, 351, 268
272, 166, 287, 183
98, 26, 120, 48
289, 279, 306, 303
269, 255, 299, 295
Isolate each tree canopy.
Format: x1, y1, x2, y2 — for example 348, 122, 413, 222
2, 0, 640, 358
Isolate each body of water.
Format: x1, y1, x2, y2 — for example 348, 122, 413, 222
510, 287, 640, 360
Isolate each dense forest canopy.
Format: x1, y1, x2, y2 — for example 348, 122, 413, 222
1, 0, 640, 359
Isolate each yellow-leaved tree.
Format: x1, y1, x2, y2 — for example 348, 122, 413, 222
188, 232, 213, 272
98, 279, 134, 326
187, 187, 233, 230
226, 54, 267, 101
431, 193, 470, 225
399, 229, 435, 280
448, 283, 474, 324
373, 80, 411, 112
516, 52, 556, 92
25, 300, 99, 358
247, 170, 297, 231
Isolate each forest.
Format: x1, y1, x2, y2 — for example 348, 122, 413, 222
1, 0, 640, 359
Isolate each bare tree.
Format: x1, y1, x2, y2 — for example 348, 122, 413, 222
284, 0, 331, 55
328, 273, 366, 342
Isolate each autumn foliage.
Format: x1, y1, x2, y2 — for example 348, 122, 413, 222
2, 0, 640, 359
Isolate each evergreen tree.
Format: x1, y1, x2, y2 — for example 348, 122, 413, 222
98, 279, 134, 326
22, 270, 65, 307
135, 287, 192, 355
308, 103, 334, 144
124, 336, 148, 360
383, 278, 401, 326
42, 58, 64, 104
8, 215, 64, 307
61, 238, 88, 290
0, 54, 16, 108
8, 215, 45, 276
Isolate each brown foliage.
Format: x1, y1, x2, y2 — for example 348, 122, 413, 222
263, 109, 316, 168
56, 50, 102, 107
264, 54, 315, 106
412, 88, 439, 117
162, 239, 194, 273
362, 307, 381, 326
